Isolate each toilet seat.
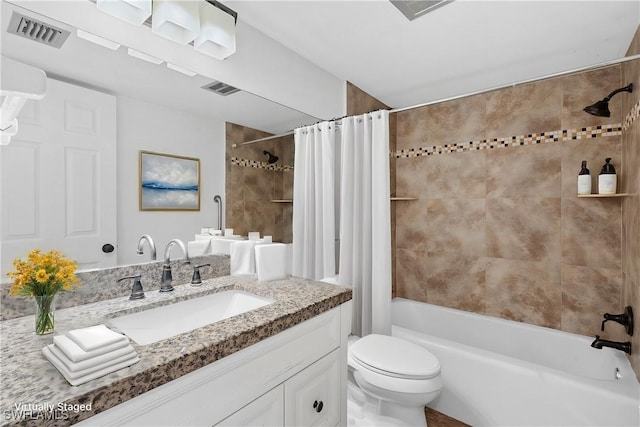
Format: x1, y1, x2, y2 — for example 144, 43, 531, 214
350, 334, 440, 379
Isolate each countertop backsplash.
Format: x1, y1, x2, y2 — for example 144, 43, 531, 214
0, 254, 230, 321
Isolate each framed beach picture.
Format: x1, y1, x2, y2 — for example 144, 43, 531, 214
139, 151, 200, 211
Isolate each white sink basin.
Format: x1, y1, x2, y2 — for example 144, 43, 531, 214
109, 290, 274, 345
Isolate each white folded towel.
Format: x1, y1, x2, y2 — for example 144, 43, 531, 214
42, 345, 139, 386
45, 344, 137, 379
54, 334, 129, 363
66, 324, 128, 352
254, 243, 289, 281
48, 343, 136, 373
230, 240, 257, 275
187, 239, 212, 257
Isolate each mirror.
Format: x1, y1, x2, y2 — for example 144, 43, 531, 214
0, 1, 317, 276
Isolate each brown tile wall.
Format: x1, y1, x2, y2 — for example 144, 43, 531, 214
225, 122, 294, 242
394, 63, 636, 350
622, 26, 640, 377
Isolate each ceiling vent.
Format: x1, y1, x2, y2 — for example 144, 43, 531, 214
7, 12, 70, 48
202, 80, 240, 96
390, 0, 454, 21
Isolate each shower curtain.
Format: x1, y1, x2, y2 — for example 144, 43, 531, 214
292, 121, 336, 280
339, 111, 391, 337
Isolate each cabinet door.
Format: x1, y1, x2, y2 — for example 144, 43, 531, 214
284, 350, 340, 427
217, 385, 284, 426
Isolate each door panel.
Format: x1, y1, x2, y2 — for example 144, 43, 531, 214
1, 78, 116, 278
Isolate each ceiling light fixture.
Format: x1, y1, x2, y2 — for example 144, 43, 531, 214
194, 1, 236, 60
127, 48, 163, 64
167, 62, 197, 76
96, 0, 152, 26
152, 0, 200, 45
76, 29, 121, 50
583, 84, 633, 117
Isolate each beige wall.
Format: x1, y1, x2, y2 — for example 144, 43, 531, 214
622, 27, 640, 376
225, 123, 294, 243
394, 64, 636, 339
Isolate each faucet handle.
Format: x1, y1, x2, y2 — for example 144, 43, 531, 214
191, 264, 211, 286
601, 306, 634, 336
117, 274, 145, 300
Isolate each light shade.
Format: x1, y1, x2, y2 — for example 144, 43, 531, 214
127, 48, 163, 64
152, 0, 200, 45
194, 2, 236, 59
77, 29, 121, 50
96, 0, 152, 26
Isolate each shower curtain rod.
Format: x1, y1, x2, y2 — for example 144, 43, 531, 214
235, 53, 640, 147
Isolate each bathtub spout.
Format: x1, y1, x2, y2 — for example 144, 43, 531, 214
590, 335, 631, 355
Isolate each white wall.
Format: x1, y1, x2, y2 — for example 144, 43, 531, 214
117, 96, 225, 266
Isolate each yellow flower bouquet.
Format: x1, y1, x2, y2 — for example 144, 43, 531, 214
7, 249, 79, 334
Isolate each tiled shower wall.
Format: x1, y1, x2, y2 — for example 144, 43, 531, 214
393, 63, 638, 348
622, 28, 640, 375
225, 123, 294, 242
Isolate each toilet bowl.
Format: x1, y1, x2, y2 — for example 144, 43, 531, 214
348, 334, 443, 427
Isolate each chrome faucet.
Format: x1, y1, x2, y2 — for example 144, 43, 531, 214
136, 234, 157, 260
160, 239, 190, 292
591, 335, 631, 355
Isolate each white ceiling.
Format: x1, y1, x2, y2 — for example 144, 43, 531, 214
227, 0, 640, 110
2, 1, 639, 134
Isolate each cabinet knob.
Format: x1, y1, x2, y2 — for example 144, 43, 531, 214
313, 400, 324, 413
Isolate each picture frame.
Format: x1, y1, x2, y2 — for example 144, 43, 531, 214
139, 150, 200, 211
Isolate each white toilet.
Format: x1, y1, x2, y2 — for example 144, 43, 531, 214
348, 334, 443, 427
318, 276, 442, 426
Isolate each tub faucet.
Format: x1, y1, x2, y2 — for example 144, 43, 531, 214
160, 239, 190, 292
590, 335, 631, 355
136, 234, 157, 260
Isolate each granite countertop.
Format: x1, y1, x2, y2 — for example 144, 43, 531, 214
0, 275, 352, 426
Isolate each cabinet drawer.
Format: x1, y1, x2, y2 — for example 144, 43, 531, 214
284, 349, 341, 427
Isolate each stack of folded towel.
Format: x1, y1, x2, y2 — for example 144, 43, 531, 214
42, 324, 139, 386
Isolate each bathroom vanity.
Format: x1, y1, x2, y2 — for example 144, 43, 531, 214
0, 275, 352, 426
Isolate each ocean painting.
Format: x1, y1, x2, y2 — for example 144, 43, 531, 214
139, 151, 200, 210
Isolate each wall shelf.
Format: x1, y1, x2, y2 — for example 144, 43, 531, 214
271, 199, 293, 203
577, 193, 633, 198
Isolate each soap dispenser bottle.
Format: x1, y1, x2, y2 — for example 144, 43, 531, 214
577, 160, 591, 195
598, 158, 617, 195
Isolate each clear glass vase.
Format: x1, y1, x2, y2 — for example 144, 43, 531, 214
34, 294, 56, 335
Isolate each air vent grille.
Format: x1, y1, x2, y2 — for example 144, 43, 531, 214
390, 0, 454, 21
202, 81, 240, 96
8, 12, 70, 48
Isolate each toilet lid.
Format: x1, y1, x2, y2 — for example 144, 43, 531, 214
350, 334, 440, 379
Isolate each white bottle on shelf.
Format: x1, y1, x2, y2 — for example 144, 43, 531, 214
598, 157, 617, 195
577, 160, 591, 195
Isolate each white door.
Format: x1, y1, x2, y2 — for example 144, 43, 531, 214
1, 78, 117, 278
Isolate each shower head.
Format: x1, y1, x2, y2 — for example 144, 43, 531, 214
263, 150, 279, 164
583, 84, 633, 117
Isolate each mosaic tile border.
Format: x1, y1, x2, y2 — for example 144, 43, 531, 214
393, 124, 622, 158
231, 157, 294, 171
623, 99, 640, 131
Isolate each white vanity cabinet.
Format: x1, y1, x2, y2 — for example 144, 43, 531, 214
77, 302, 351, 427
284, 349, 341, 426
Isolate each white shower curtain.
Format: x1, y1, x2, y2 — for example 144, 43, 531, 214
292, 121, 336, 280
339, 111, 391, 337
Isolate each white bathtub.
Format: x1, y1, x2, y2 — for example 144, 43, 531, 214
391, 298, 639, 426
